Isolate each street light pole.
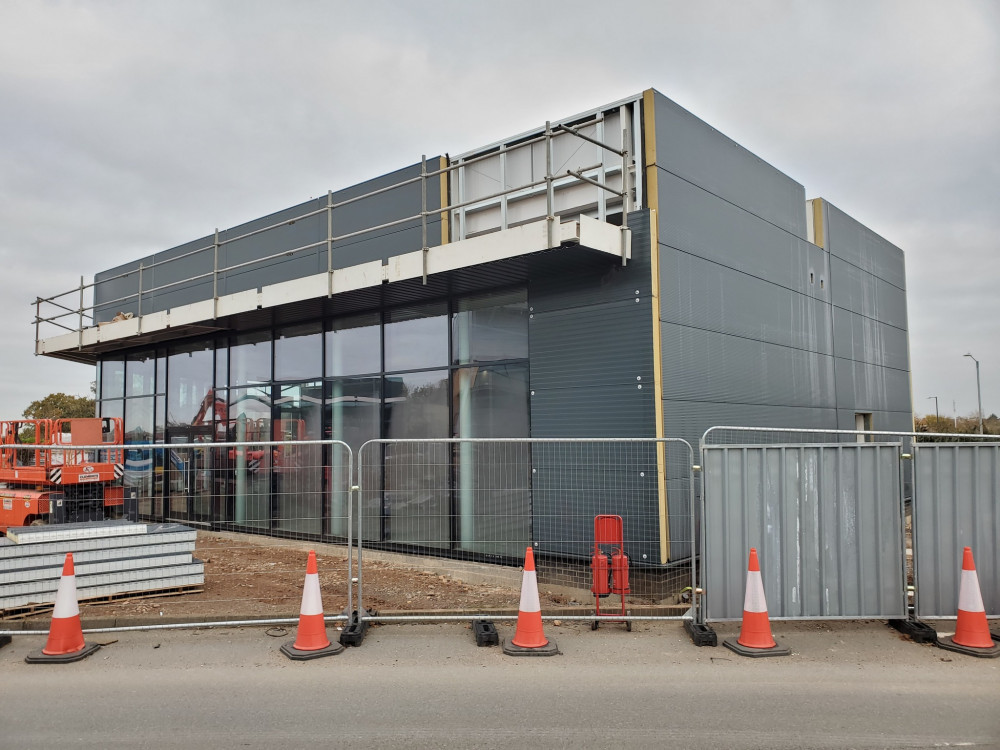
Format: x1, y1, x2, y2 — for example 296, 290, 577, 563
964, 354, 984, 435
927, 396, 939, 426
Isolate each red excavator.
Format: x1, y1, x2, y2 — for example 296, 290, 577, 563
0, 417, 125, 534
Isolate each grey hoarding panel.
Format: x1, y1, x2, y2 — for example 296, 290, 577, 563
704, 444, 906, 620
913, 444, 999, 617
831, 257, 908, 330
825, 202, 906, 290
833, 306, 910, 372
653, 91, 807, 239
659, 245, 833, 354
656, 170, 824, 296
833, 357, 912, 414
660, 322, 836, 409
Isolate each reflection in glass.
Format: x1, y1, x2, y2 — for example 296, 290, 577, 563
452, 289, 528, 365
274, 382, 323, 537
383, 370, 449, 547
100, 359, 125, 400
454, 364, 531, 556
230, 331, 271, 386
228, 387, 271, 528
167, 343, 214, 432
326, 313, 381, 377
126, 352, 156, 398
326, 377, 380, 538
384, 304, 447, 372
275, 324, 322, 381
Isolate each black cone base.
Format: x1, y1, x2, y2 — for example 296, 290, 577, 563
25, 642, 101, 664
723, 637, 790, 658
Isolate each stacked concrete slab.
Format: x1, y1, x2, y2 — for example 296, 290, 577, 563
0, 520, 204, 612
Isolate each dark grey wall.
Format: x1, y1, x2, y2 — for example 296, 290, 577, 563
94, 163, 443, 322
527, 211, 665, 564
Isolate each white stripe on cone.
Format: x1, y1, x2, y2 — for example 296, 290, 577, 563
743, 569, 768, 614
518, 569, 542, 613
52, 571, 80, 619
958, 568, 985, 613
300, 572, 323, 616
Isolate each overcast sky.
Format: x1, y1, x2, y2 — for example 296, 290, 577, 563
0, 0, 997, 424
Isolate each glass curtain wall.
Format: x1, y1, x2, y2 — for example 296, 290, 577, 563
96, 286, 531, 557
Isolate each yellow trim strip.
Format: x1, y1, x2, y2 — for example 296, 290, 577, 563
440, 155, 450, 245
811, 198, 825, 249
643, 89, 670, 564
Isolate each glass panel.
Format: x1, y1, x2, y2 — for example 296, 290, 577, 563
230, 331, 272, 386
99, 399, 123, 421
100, 359, 125, 400
452, 289, 528, 365
228, 387, 271, 529
453, 364, 531, 557
125, 352, 156, 397
384, 303, 448, 372
273, 382, 324, 537
215, 345, 228, 389
275, 324, 322, 382
382, 369, 449, 547
124, 397, 154, 443
327, 377, 381, 539
326, 312, 381, 377
167, 342, 215, 435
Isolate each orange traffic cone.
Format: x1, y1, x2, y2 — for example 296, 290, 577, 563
502, 546, 559, 656
280, 550, 344, 660
25, 553, 101, 663
723, 548, 790, 658
937, 547, 1000, 658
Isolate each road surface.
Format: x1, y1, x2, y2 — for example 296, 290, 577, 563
1, 620, 997, 749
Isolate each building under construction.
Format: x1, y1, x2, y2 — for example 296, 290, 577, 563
33, 89, 912, 565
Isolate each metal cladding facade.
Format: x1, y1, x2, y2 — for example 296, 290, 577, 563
648, 90, 911, 448
69, 88, 911, 564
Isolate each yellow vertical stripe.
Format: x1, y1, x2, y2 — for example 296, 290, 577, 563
643, 89, 670, 565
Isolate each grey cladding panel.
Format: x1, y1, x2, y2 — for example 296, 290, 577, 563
833, 307, 910, 371
663, 400, 838, 450
835, 409, 913, 434
529, 384, 656, 438
826, 202, 906, 289
834, 358, 913, 414
529, 299, 654, 390
658, 245, 833, 354
831, 257, 908, 330
660, 323, 836, 409
653, 92, 807, 238
657, 170, 825, 296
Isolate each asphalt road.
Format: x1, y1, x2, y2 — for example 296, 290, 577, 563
1, 620, 997, 749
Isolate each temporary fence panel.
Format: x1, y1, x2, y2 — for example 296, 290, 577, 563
912, 443, 1000, 618
119, 439, 353, 623
356, 438, 696, 621
702, 441, 907, 621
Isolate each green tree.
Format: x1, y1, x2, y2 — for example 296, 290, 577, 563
23, 392, 96, 420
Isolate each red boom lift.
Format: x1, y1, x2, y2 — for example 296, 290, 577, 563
0, 417, 125, 534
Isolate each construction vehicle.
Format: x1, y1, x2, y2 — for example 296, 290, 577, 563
0, 417, 125, 534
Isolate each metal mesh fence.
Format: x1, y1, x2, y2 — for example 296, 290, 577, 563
357, 438, 696, 622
